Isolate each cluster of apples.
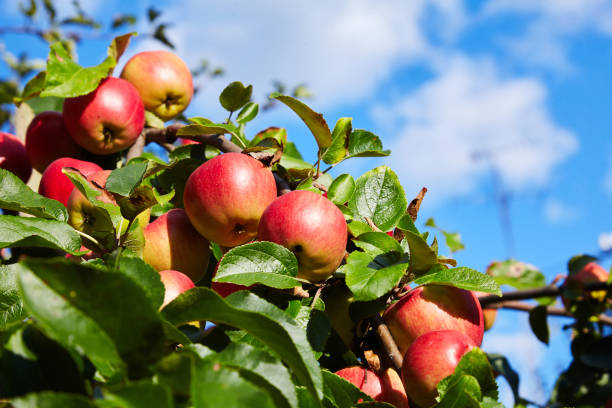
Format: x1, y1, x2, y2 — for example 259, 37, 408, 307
142, 151, 349, 304
0, 49, 193, 185
334, 284, 484, 407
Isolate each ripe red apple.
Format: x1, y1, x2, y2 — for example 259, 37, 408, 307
335, 366, 409, 408
0, 132, 31, 183
401, 330, 475, 407
562, 261, 610, 308
143, 208, 210, 283
159, 269, 195, 308
25, 111, 84, 173
120, 50, 193, 121
38, 157, 102, 206
183, 152, 277, 248
62, 77, 145, 155
383, 284, 483, 356
257, 190, 347, 282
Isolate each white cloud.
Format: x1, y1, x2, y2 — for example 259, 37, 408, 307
125, 0, 466, 117
482, 0, 612, 72
543, 199, 579, 224
376, 55, 577, 203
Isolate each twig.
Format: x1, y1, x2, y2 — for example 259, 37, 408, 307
489, 300, 612, 326
126, 133, 146, 161
478, 282, 612, 306
364, 217, 382, 232
371, 314, 403, 370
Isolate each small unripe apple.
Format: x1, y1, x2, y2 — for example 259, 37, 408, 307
335, 366, 409, 407
183, 152, 277, 248
38, 157, 102, 206
324, 284, 355, 348
562, 261, 610, 308
401, 330, 475, 407
257, 190, 347, 282
159, 269, 195, 308
474, 291, 497, 331
25, 111, 83, 173
120, 50, 193, 121
143, 209, 210, 283
0, 132, 31, 183
67, 170, 150, 248
383, 284, 483, 356
62, 77, 145, 155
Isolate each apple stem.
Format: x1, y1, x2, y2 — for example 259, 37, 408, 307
74, 229, 105, 254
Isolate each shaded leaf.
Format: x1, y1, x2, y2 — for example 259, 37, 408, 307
0, 264, 27, 330
270, 93, 332, 149
528, 306, 549, 345
12, 392, 95, 408
0, 215, 82, 255
322, 118, 352, 165
402, 230, 437, 275
220, 81, 252, 112
0, 169, 67, 221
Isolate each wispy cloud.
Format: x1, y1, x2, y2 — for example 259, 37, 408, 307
543, 198, 579, 224
375, 55, 577, 203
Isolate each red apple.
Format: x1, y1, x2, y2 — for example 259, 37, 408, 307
25, 111, 84, 173
0, 132, 31, 183
180, 138, 198, 145
383, 284, 483, 356
38, 157, 102, 206
183, 152, 277, 248
120, 50, 193, 121
62, 77, 145, 155
562, 261, 610, 308
401, 330, 475, 407
335, 366, 409, 408
257, 190, 347, 282
159, 269, 195, 308
143, 208, 210, 283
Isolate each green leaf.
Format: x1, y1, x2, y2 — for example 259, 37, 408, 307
12, 392, 95, 408
220, 81, 253, 112
439, 348, 498, 400
116, 255, 164, 310
414, 266, 502, 296
107, 32, 136, 64
349, 166, 407, 232
41, 42, 115, 98
0, 169, 68, 222
213, 242, 301, 289
270, 93, 332, 149
396, 214, 419, 235
106, 162, 148, 196
437, 375, 481, 408
347, 220, 373, 238
249, 127, 287, 148
528, 305, 549, 345
347, 130, 390, 158
567, 254, 599, 276
162, 288, 323, 401
145, 110, 165, 128
214, 342, 298, 408
487, 260, 546, 291
322, 370, 374, 408
0, 264, 27, 330
322, 118, 352, 164
17, 258, 166, 376
191, 355, 276, 408
237, 102, 259, 124
327, 174, 355, 205
345, 251, 408, 301
353, 232, 404, 258
101, 381, 173, 408
177, 123, 240, 143
402, 230, 437, 275
0, 215, 82, 254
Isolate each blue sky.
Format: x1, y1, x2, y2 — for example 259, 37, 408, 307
2, 0, 612, 405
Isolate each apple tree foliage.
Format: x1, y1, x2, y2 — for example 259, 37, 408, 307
0, 3, 611, 408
